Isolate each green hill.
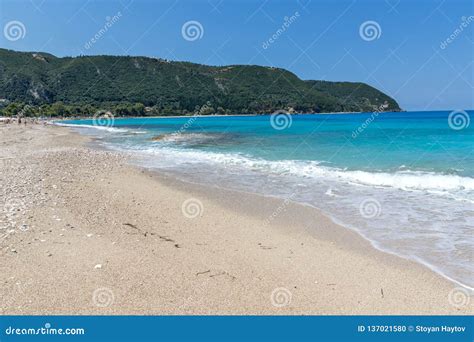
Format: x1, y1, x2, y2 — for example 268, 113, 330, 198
0, 48, 401, 117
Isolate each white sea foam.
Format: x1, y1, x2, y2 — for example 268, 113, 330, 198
54, 122, 129, 133
135, 146, 474, 198
328, 169, 474, 192
153, 132, 222, 143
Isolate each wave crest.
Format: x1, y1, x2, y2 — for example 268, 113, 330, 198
54, 122, 129, 133
136, 147, 474, 196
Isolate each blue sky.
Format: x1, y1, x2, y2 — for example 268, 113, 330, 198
0, 0, 472, 110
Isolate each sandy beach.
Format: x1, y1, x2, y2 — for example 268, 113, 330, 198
0, 124, 471, 315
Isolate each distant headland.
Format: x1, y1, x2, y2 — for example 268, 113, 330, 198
0, 48, 401, 117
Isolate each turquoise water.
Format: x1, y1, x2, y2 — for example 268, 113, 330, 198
59, 111, 474, 288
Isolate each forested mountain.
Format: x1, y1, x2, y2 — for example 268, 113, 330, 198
0, 48, 401, 116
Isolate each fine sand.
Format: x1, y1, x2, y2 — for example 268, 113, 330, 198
0, 124, 472, 315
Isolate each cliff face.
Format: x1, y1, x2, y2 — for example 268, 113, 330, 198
0, 48, 401, 115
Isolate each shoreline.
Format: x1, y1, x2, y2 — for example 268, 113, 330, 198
0, 124, 471, 314
68, 118, 473, 291
39, 110, 407, 123
85, 127, 472, 290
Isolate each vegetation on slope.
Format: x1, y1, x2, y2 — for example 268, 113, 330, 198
0, 48, 401, 117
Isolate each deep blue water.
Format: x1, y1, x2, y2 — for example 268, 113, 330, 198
59, 111, 474, 288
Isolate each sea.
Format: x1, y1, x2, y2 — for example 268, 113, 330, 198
58, 110, 474, 289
